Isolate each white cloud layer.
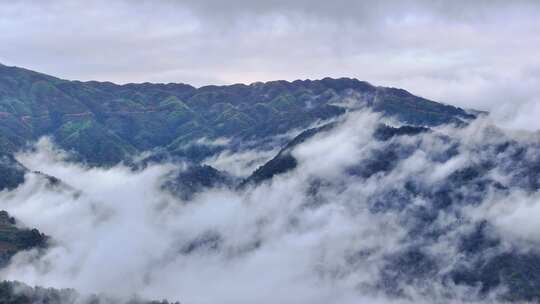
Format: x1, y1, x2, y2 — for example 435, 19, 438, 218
2, 111, 540, 303
0, 129, 404, 304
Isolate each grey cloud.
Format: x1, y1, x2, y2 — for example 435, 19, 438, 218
1, 0, 540, 130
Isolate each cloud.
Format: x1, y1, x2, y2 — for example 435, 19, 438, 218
0, 113, 420, 303
473, 191, 540, 246
204, 148, 278, 178
0, 131, 406, 303
2, 111, 540, 302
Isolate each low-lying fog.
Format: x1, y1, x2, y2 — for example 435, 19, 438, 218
2, 111, 540, 304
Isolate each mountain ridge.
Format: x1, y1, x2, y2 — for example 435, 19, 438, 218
0, 63, 476, 166
0, 62, 378, 90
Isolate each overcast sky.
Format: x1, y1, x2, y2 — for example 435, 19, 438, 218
1, 0, 540, 128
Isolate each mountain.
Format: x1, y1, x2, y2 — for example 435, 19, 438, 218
0, 63, 475, 168
0, 154, 26, 192
162, 164, 234, 200
0, 281, 179, 304
0, 62, 478, 198
0, 211, 47, 268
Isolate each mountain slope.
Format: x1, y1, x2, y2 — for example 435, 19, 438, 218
0, 281, 178, 304
0, 63, 475, 167
0, 211, 47, 268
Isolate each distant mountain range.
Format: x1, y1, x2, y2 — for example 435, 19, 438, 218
0, 63, 475, 166
0, 62, 477, 197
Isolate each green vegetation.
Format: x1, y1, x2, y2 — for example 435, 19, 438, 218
0, 154, 26, 191
0, 211, 47, 268
0, 281, 179, 304
0, 64, 475, 168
